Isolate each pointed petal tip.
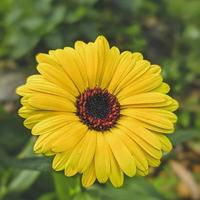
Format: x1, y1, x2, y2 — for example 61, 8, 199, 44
35, 53, 43, 63
95, 35, 109, 45
16, 85, 26, 96
96, 35, 107, 40
36, 53, 49, 63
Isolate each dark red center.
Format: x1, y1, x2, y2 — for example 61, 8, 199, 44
76, 88, 120, 131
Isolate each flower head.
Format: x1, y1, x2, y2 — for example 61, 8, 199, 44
17, 36, 178, 188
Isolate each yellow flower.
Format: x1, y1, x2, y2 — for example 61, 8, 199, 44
16, 35, 178, 188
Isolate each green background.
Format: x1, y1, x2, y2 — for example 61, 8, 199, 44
0, 0, 200, 199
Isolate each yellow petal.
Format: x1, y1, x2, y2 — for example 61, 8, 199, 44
18, 106, 37, 118
132, 52, 143, 61
54, 48, 86, 92
52, 151, 72, 171
156, 134, 172, 152
82, 162, 96, 188
51, 47, 87, 92
65, 134, 87, 177
30, 134, 49, 151
99, 47, 120, 89
36, 53, 78, 95
120, 92, 172, 107
35, 124, 77, 153
113, 60, 151, 95
118, 117, 161, 149
144, 153, 161, 167
95, 133, 110, 183
74, 41, 89, 84
121, 59, 149, 84
132, 108, 177, 123
121, 109, 174, 130
117, 131, 148, 171
162, 99, 179, 111
24, 112, 58, 129
75, 42, 98, 88
32, 114, 78, 135
64, 130, 95, 176
64, 47, 89, 88
105, 129, 136, 177
52, 123, 88, 152
36, 53, 59, 67
20, 96, 31, 106
37, 63, 78, 96
117, 74, 162, 98
153, 82, 170, 94
94, 35, 110, 86
34, 131, 57, 154
16, 85, 32, 96
133, 119, 174, 134
136, 168, 149, 176
26, 76, 75, 102
109, 146, 124, 187
28, 94, 76, 112
77, 130, 97, 172
147, 64, 161, 75
26, 74, 44, 82
118, 124, 162, 159
108, 51, 134, 93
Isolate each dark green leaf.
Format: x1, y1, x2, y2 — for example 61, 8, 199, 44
53, 172, 80, 200
8, 170, 40, 193
87, 178, 164, 200
0, 157, 52, 171
38, 192, 57, 200
169, 129, 200, 146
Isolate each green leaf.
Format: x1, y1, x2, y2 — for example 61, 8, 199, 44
87, 177, 164, 200
38, 192, 57, 200
169, 129, 200, 146
0, 157, 52, 171
8, 170, 40, 193
73, 193, 100, 200
53, 172, 80, 200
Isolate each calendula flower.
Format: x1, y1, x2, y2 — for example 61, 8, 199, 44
16, 36, 178, 188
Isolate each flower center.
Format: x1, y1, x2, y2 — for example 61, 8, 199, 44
76, 88, 120, 131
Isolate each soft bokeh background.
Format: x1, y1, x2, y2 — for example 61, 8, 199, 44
0, 0, 200, 199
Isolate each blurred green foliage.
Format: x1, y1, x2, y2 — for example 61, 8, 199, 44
0, 0, 200, 199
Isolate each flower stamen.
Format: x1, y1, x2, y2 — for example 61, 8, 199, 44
76, 88, 120, 131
